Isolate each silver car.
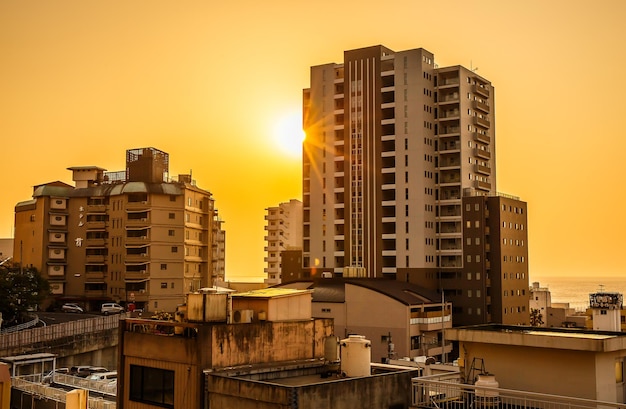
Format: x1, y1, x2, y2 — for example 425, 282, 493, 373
101, 303, 124, 315
61, 303, 83, 313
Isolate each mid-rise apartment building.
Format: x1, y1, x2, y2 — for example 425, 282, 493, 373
263, 199, 302, 285
303, 45, 527, 325
13, 147, 225, 313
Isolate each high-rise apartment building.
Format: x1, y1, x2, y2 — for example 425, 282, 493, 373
303, 45, 528, 325
264, 199, 302, 285
13, 148, 225, 313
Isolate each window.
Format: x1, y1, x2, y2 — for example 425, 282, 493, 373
168, 230, 175, 236
129, 365, 174, 408
161, 282, 167, 289
168, 213, 175, 219
171, 246, 178, 253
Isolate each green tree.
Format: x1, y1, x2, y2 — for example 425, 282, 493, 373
529, 308, 544, 327
0, 263, 50, 326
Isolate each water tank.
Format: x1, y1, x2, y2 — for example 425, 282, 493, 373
340, 335, 371, 377
475, 373, 500, 408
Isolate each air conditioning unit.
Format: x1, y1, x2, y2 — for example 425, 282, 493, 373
139, 270, 146, 274
141, 218, 147, 222
233, 309, 254, 324
139, 289, 146, 293
141, 236, 147, 240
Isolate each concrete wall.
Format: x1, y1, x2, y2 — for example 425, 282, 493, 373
458, 340, 618, 401
207, 369, 418, 409
344, 284, 409, 362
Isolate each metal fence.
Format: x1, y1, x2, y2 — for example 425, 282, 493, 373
12, 375, 116, 408
412, 373, 626, 409
0, 314, 40, 334
0, 314, 124, 353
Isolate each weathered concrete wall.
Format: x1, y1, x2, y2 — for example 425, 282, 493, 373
210, 319, 333, 369
207, 370, 418, 409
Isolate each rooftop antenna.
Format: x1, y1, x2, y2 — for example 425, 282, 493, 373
598, 284, 605, 292
470, 60, 479, 72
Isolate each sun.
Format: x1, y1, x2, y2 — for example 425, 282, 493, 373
274, 110, 305, 158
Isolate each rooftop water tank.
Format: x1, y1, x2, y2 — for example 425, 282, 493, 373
475, 373, 500, 408
340, 335, 371, 377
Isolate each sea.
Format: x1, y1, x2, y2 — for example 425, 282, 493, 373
531, 276, 626, 312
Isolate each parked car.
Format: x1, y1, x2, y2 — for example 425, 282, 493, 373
61, 303, 83, 313
87, 371, 117, 382
42, 367, 69, 383
70, 365, 108, 378
101, 303, 124, 315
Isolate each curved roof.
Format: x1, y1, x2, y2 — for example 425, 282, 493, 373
277, 278, 441, 305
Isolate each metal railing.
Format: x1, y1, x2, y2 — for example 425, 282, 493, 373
12, 375, 116, 408
412, 373, 626, 409
0, 314, 40, 334
0, 314, 124, 352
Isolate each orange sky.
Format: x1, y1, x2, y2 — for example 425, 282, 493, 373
1, 0, 625, 281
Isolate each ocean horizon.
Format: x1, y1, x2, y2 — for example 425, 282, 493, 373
530, 275, 626, 312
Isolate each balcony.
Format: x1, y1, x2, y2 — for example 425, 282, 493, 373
473, 148, 491, 160
86, 204, 106, 212
85, 238, 107, 247
474, 164, 491, 175
473, 100, 490, 113
85, 220, 106, 229
410, 313, 452, 332
438, 93, 459, 105
126, 235, 149, 244
472, 132, 490, 144
439, 110, 460, 120
473, 116, 490, 129
85, 254, 106, 263
411, 373, 619, 409
125, 270, 148, 280
439, 141, 460, 153
126, 217, 150, 227
85, 271, 106, 281
125, 253, 149, 262
473, 83, 490, 97
474, 180, 491, 191
439, 126, 460, 136
438, 78, 459, 89
126, 200, 150, 210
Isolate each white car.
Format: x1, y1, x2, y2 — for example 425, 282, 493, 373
101, 303, 124, 315
61, 303, 83, 313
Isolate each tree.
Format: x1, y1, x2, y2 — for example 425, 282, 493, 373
529, 308, 544, 327
0, 263, 50, 327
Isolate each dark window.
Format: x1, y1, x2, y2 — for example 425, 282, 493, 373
129, 365, 174, 408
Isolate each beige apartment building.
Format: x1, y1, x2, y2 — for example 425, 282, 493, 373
13, 147, 225, 313
303, 45, 528, 326
263, 199, 302, 285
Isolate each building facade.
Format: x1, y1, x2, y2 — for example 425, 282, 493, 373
447, 324, 626, 403
13, 148, 224, 313
263, 199, 302, 285
303, 45, 527, 325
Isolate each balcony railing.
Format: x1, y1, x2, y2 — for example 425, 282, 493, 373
411, 373, 626, 409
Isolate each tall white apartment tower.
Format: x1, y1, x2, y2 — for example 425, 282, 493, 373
303, 45, 496, 285
264, 199, 303, 285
